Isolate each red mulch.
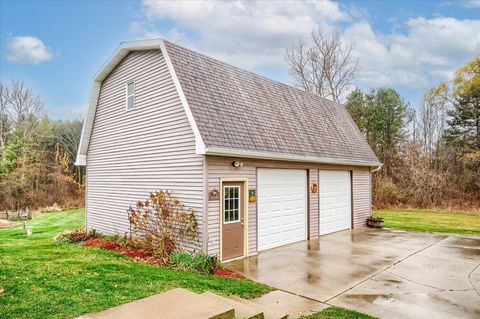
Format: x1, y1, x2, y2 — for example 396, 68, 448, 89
214, 268, 245, 279
83, 238, 152, 261
83, 238, 244, 279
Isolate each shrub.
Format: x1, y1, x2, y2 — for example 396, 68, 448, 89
127, 191, 198, 259
170, 251, 221, 274
54, 229, 97, 243
373, 175, 404, 208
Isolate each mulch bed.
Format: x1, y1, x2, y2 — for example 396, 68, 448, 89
214, 268, 245, 279
83, 237, 245, 279
83, 238, 153, 261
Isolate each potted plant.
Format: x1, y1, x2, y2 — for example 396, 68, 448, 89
367, 215, 384, 228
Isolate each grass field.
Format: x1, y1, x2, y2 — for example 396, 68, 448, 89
0, 209, 272, 319
299, 307, 376, 319
374, 209, 480, 235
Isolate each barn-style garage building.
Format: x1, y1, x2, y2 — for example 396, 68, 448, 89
76, 39, 381, 261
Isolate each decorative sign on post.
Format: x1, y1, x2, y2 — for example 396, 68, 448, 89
311, 183, 318, 193
20, 209, 30, 221
249, 190, 257, 203
21, 208, 31, 235
208, 189, 219, 201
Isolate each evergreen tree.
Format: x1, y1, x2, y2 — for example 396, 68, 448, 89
345, 87, 411, 173
444, 85, 480, 152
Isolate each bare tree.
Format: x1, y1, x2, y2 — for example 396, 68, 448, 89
2, 79, 43, 137
417, 87, 448, 156
55, 120, 83, 161
0, 83, 11, 148
285, 27, 359, 103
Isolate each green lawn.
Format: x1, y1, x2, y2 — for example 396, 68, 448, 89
374, 209, 480, 235
0, 209, 272, 319
300, 307, 376, 319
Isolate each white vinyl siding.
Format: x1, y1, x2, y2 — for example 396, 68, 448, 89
207, 156, 372, 257
86, 50, 203, 251
352, 170, 372, 228
309, 168, 319, 238
207, 157, 257, 256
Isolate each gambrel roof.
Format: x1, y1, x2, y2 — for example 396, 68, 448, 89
76, 39, 380, 167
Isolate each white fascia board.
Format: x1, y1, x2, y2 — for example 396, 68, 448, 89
204, 147, 382, 167
159, 40, 206, 154
75, 80, 101, 166
75, 38, 207, 166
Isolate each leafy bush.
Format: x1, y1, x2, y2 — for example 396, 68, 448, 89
373, 175, 404, 208
54, 229, 97, 243
127, 191, 198, 259
170, 251, 221, 274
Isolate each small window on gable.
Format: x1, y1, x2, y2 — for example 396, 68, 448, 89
126, 81, 135, 110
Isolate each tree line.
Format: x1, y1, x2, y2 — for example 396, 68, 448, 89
0, 79, 84, 211
1, 28, 478, 212
286, 27, 479, 209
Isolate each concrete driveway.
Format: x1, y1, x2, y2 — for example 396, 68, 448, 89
227, 228, 480, 319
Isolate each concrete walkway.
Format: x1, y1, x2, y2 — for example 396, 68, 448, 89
77, 287, 326, 319
227, 228, 480, 319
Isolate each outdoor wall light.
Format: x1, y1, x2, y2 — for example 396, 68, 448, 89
232, 160, 243, 168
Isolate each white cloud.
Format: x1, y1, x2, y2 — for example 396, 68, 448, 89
138, 0, 349, 69
5, 36, 53, 64
344, 18, 480, 88
463, 0, 480, 8
133, 0, 480, 93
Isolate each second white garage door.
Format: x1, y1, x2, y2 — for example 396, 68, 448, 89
319, 170, 352, 235
257, 169, 307, 251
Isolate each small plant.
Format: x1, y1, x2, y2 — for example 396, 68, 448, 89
169, 251, 193, 269
169, 251, 221, 274
54, 229, 98, 243
127, 191, 198, 259
193, 253, 222, 274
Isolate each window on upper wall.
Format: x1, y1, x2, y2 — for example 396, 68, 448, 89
126, 81, 135, 110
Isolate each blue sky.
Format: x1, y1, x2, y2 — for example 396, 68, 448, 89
1, 0, 479, 120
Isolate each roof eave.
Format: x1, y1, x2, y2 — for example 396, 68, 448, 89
204, 147, 382, 167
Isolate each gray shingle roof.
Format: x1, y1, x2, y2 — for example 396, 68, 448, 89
165, 40, 380, 166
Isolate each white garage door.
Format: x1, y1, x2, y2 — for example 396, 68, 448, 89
257, 169, 307, 251
319, 170, 352, 235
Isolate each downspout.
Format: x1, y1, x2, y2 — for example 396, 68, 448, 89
202, 155, 209, 254
370, 164, 382, 216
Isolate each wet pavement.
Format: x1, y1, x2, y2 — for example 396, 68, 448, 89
227, 228, 480, 319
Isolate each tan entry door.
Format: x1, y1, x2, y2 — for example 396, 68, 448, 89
222, 182, 244, 260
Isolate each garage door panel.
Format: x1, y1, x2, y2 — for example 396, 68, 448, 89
319, 170, 351, 235
258, 169, 307, 251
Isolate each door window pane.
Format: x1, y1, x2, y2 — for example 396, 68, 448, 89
224, 186, 240, 223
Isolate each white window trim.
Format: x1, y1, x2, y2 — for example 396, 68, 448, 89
125, 80, 135, 111
223, 185, 241, 224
